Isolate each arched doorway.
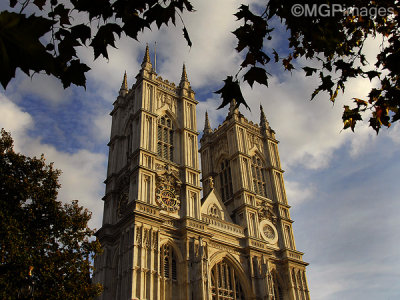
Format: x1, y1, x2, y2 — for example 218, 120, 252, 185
210, 259, 246, 300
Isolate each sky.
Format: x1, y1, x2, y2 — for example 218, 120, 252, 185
1, 1, 400, 299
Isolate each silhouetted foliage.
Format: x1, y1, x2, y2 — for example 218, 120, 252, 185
0, 129, 102, 299
0, 0, 399, 133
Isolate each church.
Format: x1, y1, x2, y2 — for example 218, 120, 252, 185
93, 46, 310, 300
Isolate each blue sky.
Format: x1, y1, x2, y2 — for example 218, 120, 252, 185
1, 0, 400, 299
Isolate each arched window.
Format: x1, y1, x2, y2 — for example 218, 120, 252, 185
297, 271, 305, 300
157, 116, 174, 161
209, 204, 221, 219
210, 260, 245, 300
251, 156, 267, 197
160, 244, 177, 280
292, 270, 299, 300
219, 160, 233, 201
272, 271, 284, 300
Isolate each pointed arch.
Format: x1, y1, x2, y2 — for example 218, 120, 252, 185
215, 156, 233, 202
209, 252, 253, 300
157, 114, 175, 162
159, 240, 184, 300
159, 239, 184, 265
297, 270, 305, 300
250, 152, 267, 197
208, 203, 221, 219
271, 269, 285, 300
248, 147, 267, 165
292, 269, 299, 300
159, 109, 178, 127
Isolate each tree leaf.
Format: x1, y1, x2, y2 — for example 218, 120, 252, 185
365, 70, 380, 81
70, 24, 91, 45
215, 76, 249, 110
9, 0, 18, 7
303, 66, 317, 76
53, 4, 71, 26
0, 12, 55, 88
90, 23, 122, 59
183, 26, 192, 47
33, 0, 47, 10
243, 67, 269, 87
60, 59, 90, 88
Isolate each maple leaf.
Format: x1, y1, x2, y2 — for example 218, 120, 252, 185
215, 76, 249, 110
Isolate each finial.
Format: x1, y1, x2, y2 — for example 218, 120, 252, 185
119, 71, 128, 96
181, 63, 188, 82
204, 111, 212, 134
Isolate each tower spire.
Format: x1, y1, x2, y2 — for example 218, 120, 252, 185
119, 71, 128, 96
260, 104, 269, 128
181, 63, 188, 82
142, 44, 151, 64
179, 63, 190, 90
204, 111, 212, 134
141, 44, 153, 73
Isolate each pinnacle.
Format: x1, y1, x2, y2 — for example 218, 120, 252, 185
204, 111, 212, 134
120, 71, 128, 91
142, 44, 152, 65
181, 63, 188, 82
260, 104, 270, 128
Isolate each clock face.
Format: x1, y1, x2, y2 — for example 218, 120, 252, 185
156, 185, 179, 211
259, 220, 278, 244
263, 225, 275, 239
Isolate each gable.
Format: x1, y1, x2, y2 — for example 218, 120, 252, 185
200, 189, 233, 223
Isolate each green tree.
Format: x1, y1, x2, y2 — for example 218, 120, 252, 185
0, 0, 399, 133
0, 129, 102, 299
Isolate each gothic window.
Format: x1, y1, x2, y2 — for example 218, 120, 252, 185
219, 160, 233, 202
157, 116, 174, 161
210, 260, 245, 300
297, 271, 305, 300
209, 204, 221, 219
251, 156, 267, 197
292, 270, 299, 300
272, 272, 284, 300
160, 244, 177, 281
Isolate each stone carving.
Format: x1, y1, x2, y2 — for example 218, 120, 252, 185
143, 228, 151, 248
136, 227, 142, 246
258, 203, 277, 224
157, 91, 177, 114
152, 231, 158, 249
208, 177, 214, 189
248, 133, 261, 149
155, 165, 182, 212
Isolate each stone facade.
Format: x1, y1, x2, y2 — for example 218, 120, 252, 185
93, 46, 310, 300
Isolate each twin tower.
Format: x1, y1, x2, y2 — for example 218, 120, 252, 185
94, 46, 310, 300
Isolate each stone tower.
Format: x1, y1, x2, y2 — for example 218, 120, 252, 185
94, 47, 310, 300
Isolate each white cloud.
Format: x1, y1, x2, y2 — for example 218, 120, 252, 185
0, 94, 106, 230
285, 180, 315, 206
